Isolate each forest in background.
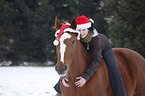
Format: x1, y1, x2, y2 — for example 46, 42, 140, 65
0, 0, 145, 66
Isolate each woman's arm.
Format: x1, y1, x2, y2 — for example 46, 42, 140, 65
82, 37, 102, 81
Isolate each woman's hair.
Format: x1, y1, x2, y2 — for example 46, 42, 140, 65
88, 22, 94, 32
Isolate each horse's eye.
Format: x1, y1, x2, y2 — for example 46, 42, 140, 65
72, 40, 75, 45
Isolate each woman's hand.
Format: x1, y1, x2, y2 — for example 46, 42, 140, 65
62, 78, 70, 87
75, 76, 86, 87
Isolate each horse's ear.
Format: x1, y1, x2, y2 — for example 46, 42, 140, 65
70, 17, 77, 30
55, 16, 62, 30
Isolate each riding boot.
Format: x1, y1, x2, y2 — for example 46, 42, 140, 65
54, 79, 61, 94
102, 44, 126, 96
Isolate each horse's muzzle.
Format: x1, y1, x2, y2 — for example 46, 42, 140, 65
55, 64, 68, 77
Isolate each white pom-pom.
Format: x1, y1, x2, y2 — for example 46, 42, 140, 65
53, 40, 59, 46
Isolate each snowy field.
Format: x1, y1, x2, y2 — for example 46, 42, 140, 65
0, 66, 60, 96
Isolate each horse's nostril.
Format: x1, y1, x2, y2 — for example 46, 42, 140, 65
55, 65, 58, 71
64, 65, 68, 71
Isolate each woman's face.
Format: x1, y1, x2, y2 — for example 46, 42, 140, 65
78, 29, 89, 38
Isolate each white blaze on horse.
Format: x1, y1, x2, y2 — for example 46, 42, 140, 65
53, 17, 145, 96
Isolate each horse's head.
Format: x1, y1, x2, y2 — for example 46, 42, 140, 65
53, 17, 80, 77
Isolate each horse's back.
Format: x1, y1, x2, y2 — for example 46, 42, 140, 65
113, 48, 145, 96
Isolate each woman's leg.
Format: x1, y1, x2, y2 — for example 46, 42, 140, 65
102, 45, 126, 96
54, 79, 61, 94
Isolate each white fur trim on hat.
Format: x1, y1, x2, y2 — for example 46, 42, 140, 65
54, 28, 80, 40
89, 18, 94, 23
76, 22, 91, 30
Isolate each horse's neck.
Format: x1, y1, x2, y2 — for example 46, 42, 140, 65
68, 40, 90, 80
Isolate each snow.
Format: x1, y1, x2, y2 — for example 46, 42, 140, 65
0, 66, 60, 96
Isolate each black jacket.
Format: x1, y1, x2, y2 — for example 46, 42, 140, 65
81, 33, 110, 81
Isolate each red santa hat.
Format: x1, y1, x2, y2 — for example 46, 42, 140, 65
53, 23, 80, 46
53, 24, 70, 46
76, 15, 94, 30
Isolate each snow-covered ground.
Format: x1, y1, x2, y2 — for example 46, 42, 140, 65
0, 66, 60, 96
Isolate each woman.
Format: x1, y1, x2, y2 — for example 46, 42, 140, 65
54, 15, 126, 96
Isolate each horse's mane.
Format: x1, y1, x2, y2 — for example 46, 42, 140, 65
53, 19, 69, 29
62, 20, 69, 24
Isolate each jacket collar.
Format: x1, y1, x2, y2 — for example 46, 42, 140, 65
93, 28, 98, 37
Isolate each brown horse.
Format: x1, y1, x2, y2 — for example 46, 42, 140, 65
53, 17, 145, 96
